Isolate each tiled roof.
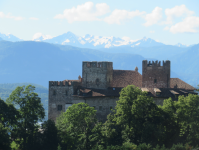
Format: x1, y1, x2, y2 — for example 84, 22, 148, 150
74, 87, 197, 99
140, 88, 197, 99
74, 87, 122, 97
111, 70, 142, 88
170, 78, 196, 91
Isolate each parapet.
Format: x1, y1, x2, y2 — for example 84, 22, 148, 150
142, 60, 170, 68
82, 61, 113, 69
49, 80, 81, 87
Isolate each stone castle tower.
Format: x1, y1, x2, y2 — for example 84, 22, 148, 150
142, 60, 170, 88
82, 61, 113, 89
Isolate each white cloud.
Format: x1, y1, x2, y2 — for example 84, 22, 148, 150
0, 12, 24, 20
150, 30, 155, 33
29, 17, 39, 20
164, 5, 194, 24
164, 26, 170, 30
32, 33, 53, 40
104, 9, 145, 24
14, 17, 23, 20
144, 7, 162, 26
169, 16, 199, 33
54, 2, 110, 23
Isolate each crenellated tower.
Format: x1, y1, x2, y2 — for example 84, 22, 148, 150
142, 60, 170, 88
82, 61, 113, 89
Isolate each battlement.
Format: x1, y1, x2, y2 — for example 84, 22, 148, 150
142, 60, 170, 88
49, 80, 81, 87
83, 61, 113, 69
142, 60, 170, 68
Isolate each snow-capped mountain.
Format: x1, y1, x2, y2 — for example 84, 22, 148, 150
0, 33, 23, 42
175, 43, 189, 48
33, 31, 165, 49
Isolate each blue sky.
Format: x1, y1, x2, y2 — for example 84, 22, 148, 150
0, 0, 199, 45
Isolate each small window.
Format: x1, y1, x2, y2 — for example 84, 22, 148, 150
110, 106, 113, 110
99, 106, 102, 111
154, 79, 157, 83
66, 90, 68, 96
96, 78, 100, 85
57, 105, 62, 111
113, 88, 115, 90
53, 90, 56, 95
175, 95, 178, 99
93, 106, 96, 109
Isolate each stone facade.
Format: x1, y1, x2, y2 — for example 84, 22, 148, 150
48, 60, 196, 122
142, 60, 170, 88
82, 61, 113, 89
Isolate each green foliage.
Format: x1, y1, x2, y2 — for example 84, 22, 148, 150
57, 144, 62, 150
160, 94, 199, 146
41, 119, 58, 150
10, 141, 20, 150
0, 123, 11, 150
7, 85, 45, 150
56, 102, 97, 150
0, 98, 19, 128
0, 83, 48, 120
111, 85, 171, 146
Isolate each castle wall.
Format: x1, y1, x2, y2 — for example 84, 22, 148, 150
48, 81, 79, 121
82, 61, 113, 89
73, 97, 118, 122
142, 60, 170, 88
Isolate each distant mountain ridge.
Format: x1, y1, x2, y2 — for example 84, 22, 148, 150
0, 31, 194, 49
0, 40, 198, 88
33, 32, 166, 49
0, 32, 23, 42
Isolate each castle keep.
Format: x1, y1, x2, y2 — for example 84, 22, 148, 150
48, 60, 197, 122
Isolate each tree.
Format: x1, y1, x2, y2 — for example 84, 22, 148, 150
111, 85, 175, 147
41, 119, 59, 150
0, 123, 11, 150
56, 102, 97, 150
0, 98, 19, 128
6, 85, 45, 150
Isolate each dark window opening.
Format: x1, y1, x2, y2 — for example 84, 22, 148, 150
93, 106, 96, 109
175, 95, 178, 99
96, 78, 100, 86
66, 91, 68, 96
110, 106, 113, 110
154, 79, 157, 83
99, 106, 102, 111
156, 92, 160, 96
53, 90, 56, 95
57, 105, 62, 111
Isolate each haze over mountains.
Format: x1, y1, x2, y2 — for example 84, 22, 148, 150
0, 32, 198, 88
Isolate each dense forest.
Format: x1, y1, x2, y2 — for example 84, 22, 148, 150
1, 84, 199, 150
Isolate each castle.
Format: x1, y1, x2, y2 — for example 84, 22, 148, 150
48, 60, 197, 121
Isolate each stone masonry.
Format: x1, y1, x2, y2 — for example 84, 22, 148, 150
48, 60, 196, 122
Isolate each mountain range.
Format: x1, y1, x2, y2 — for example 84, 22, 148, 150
0, 39, 199, 88
0, 32, 23, 42
0, 32, 193, 49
